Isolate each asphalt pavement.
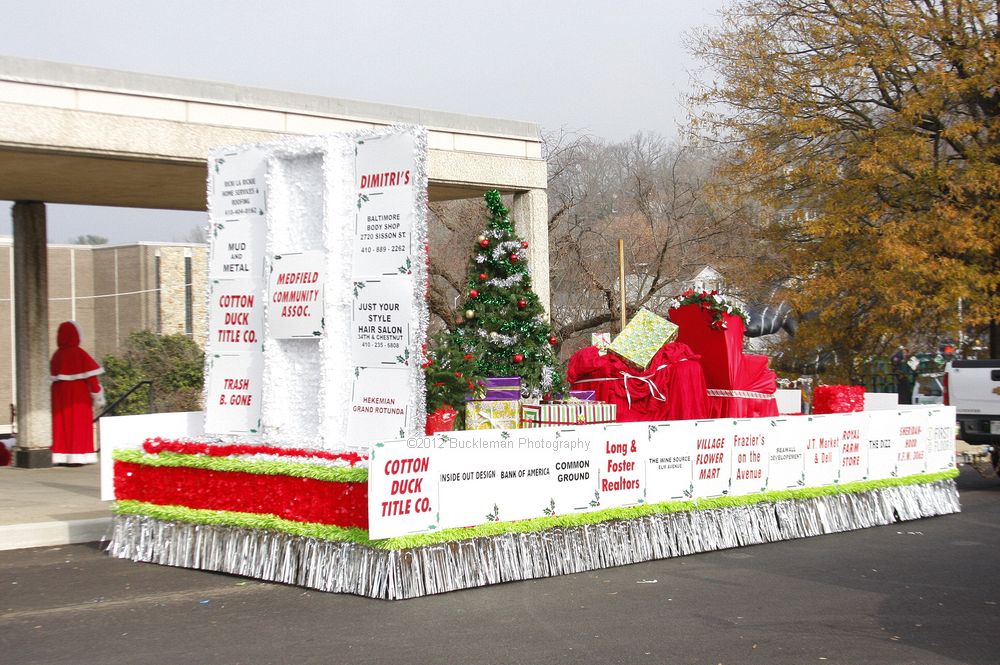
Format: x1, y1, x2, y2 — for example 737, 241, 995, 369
1, 466, 998, 665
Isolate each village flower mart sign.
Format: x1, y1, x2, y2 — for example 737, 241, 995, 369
367, 406, 956, 539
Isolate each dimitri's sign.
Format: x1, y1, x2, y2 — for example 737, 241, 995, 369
367, 407, 955, 539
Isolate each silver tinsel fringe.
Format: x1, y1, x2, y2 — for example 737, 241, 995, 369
108, 480, 960, 600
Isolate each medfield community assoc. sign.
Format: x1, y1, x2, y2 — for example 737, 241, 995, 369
367, 407, 956, 539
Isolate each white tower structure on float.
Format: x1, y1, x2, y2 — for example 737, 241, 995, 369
203, 127, 428, 449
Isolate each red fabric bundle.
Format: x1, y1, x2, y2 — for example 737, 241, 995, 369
567, 342, 709, 422
813, 385, 866, 414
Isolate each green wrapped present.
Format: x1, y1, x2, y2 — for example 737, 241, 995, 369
608, 308, 678, 370
465, 400, 521, 430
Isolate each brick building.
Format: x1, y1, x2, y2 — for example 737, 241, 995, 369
0, 239, 208, 432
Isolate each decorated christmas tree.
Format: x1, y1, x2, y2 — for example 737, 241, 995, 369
423, 331, 484, 431
443, 190, 565, 397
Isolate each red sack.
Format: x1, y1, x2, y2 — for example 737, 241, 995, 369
567, 342, 709, 422
425, 406, 458, 434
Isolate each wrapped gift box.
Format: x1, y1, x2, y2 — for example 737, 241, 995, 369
544, 390, 597, 402
465, 399, 521, 430
608, 308, 678, 370
466, 376, 522, 401
520, 402, 617, 428
592, 332, 611, 355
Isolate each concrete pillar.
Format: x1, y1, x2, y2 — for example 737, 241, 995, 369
511, 188, 550, 315
13, 201, 51, 468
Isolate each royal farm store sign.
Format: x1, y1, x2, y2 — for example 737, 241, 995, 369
367, 407, 956, 539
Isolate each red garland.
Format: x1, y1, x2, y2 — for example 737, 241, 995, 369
114, 461, 368, 529
813, 385, 866, 414
142, 438, 367, 466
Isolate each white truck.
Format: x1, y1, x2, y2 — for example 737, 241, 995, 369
946, 359, 1000, 474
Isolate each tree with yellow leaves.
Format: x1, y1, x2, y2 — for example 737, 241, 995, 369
690, 0, 1000, 368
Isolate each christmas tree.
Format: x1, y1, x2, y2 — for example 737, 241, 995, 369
444, 190, 565, 397
423, 330, 484, 429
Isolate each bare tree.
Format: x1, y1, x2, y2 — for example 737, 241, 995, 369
425, 130, 758, 357
547, 132, 757, 352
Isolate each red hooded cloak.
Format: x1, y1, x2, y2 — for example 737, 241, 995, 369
50, 321, 104, 464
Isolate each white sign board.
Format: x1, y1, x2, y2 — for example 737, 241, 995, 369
353, 132, 419, 276
204, 146, 268, 437
367, 440, 437, 539
803, 414, 842, 487
728, 418, 771, 496
368, 407, 956, 539
347, 367, 413, 444
838, 414, 869, 483
204, 353, 264, 434
926, 408, 957, 473
351, 277, 412, 367
208, 148, 267, 280
206, 280, 264, 353
691, 419, 734, 498
767, 418, 807, 490
267, 251, 325, 339
646, 421, 697, 501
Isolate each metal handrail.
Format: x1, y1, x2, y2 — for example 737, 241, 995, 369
94, 380, 154, 421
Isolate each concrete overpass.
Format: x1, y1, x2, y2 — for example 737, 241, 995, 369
0, 56, 549, 467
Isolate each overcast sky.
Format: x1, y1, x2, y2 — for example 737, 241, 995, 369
0, 0, 727, 243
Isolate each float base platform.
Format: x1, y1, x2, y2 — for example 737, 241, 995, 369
108, 478, 959, 600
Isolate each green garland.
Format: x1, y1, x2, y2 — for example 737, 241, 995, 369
113, 448, 368, 484
113, 468, 957, 551
113, 500, 371, 544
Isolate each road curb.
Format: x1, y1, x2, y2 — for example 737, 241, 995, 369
0, 517, 111, 551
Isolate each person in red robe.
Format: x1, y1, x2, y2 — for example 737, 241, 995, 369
50, 321, 105, 465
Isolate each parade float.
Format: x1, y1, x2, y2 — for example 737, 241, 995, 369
103, 127, 960, 599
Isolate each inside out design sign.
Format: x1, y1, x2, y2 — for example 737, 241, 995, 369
267, 251, 325, 339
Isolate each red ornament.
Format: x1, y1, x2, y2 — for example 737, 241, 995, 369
469, 289, 479, 298
478, 272, 488, 281
513, 353, 524, 364
518, 298, 527, 309
521, 241, 529, 249
548, 336, 558, 346
463, 353, 474, 360
510, 253, 520, 262
479, 238, 490, 248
